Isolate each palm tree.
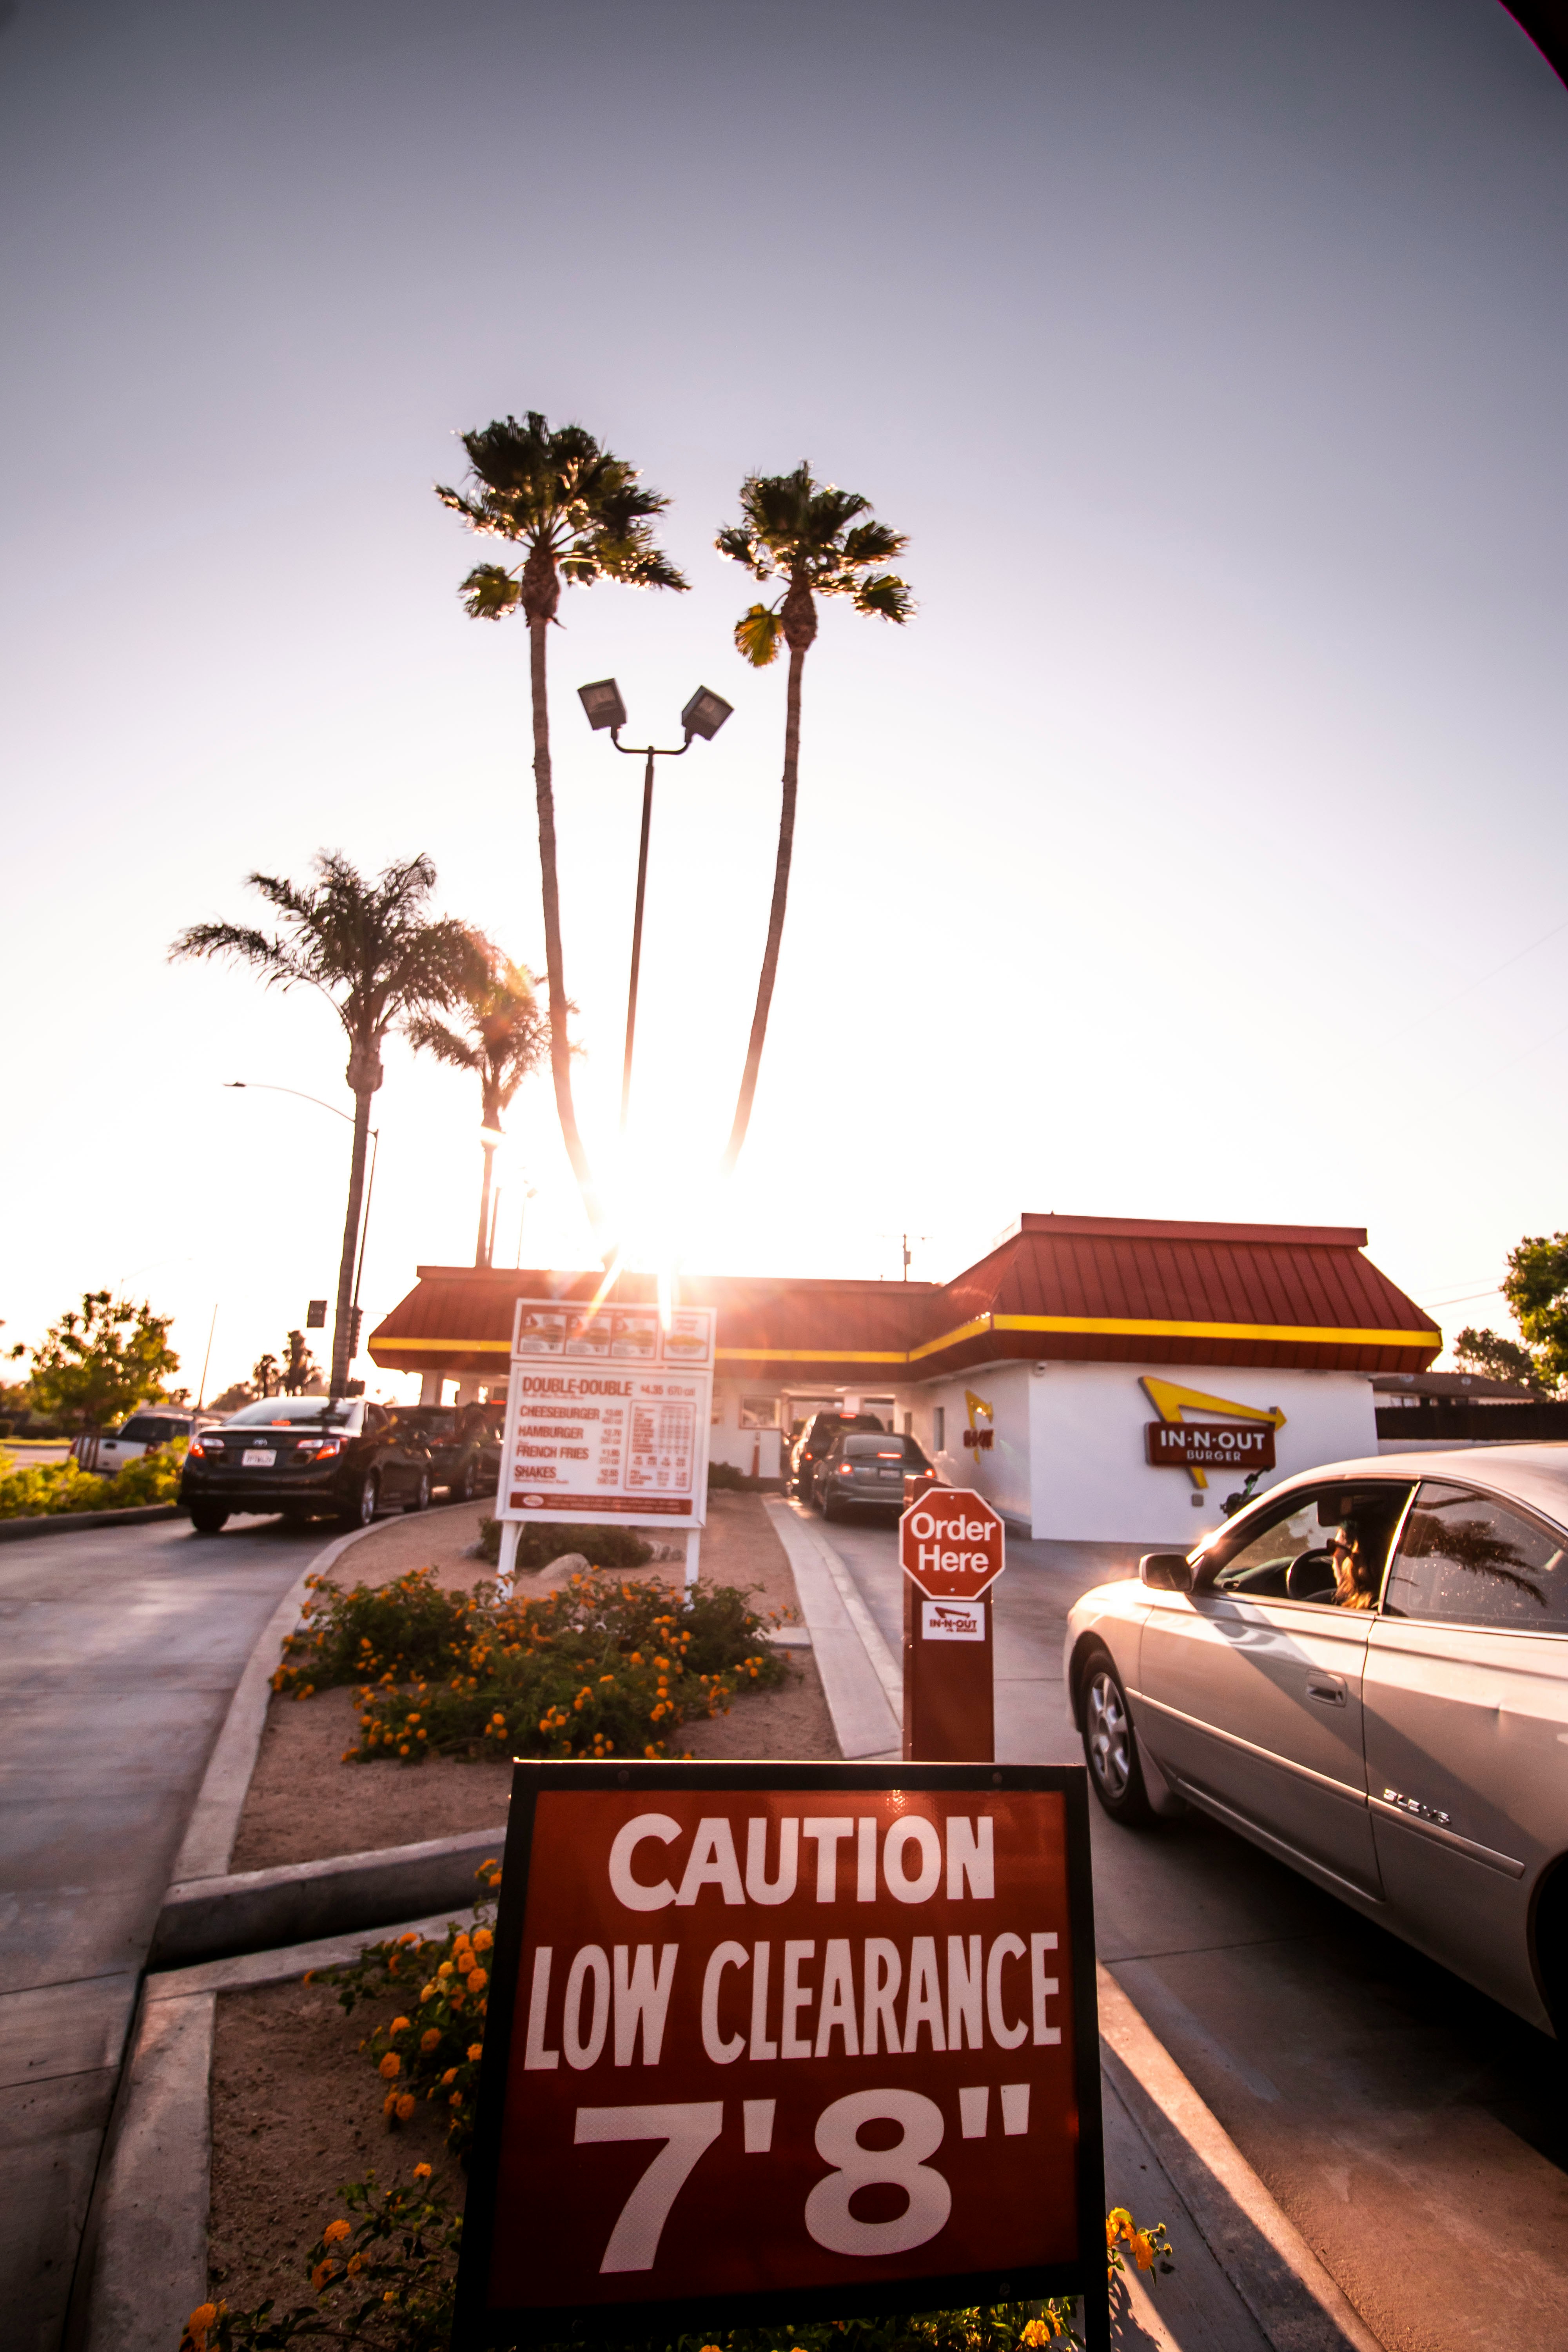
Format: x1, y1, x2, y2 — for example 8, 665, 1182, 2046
715, 463, 913, 1170
436, 413, 688, 1247
172, 853, 482, 1396
406, 944, 551, 1267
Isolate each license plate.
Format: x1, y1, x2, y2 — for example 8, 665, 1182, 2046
878, 1468, 900, 1480
242, 1448, 276, 1467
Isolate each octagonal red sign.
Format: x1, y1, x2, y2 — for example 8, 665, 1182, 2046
900, 1486, 1006, 1601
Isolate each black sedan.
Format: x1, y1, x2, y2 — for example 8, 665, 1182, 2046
385, 1405, 499, 1502
179, 1397, 434, 1533
810, 1431, 937, 1520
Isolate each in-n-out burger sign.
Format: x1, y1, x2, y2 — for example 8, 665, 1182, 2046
1139, 1376, 1286, 1488
1145, 1422, 1276, 1470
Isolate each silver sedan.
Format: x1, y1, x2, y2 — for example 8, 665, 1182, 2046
1064, 1445, 1568, 2036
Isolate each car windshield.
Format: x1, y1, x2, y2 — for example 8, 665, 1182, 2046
842, 1434, 928, 1463
393, 1410, 455, 1434
226, 1399, 354, 1428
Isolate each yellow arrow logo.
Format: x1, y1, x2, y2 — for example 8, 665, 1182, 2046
1139, 1376, 1286, 1491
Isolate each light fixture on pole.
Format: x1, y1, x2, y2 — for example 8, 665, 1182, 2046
578, 677, 733, 1128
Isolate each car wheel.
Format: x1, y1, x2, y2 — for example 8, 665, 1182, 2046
188, 1506, 229, 1535
1080, 1650, 1156, 1826
404, 1470, 432, 1515
342, 1472, 379, 1530
460, 1459, 477, 1503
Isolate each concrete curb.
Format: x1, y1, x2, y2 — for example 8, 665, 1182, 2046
1098, 1965, 1385, 2352
151, 1825, 508, 1969
0, 1502, 180, 1542
169, 1514, 394, 1884
763, 1497, 902, 1758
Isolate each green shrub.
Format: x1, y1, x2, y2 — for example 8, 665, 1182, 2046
707, 1459, 746, 1490
272, 1566, 786, 1762
0, 1439, 187, 1520
474, 1515, 653, 1571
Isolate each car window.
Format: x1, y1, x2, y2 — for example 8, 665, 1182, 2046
122, 1416, 174, 1442
227, 1399, 354, 1427
1201, 1483, 1413, 1604
1384, 1483, 1568, 1632
842, 1435, 928, 1463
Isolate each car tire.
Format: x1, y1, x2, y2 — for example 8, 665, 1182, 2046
188, 1506, 229, 1535
404, 1470, 432, 1515
460, 1459, 477, 1503
342, 1472, 379, 1530
1080, 1649, 1157, 1826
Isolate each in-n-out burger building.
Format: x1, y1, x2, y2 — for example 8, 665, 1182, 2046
368, 1213, 1440, 1544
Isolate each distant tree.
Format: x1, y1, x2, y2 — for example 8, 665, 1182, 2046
716, 463, 912, 1169
1501, 1230, 1568, 1393
18, 1292, 180, 1434
407, 940, 551, 1266
207, 1380, 257, 1417
252, 1353, 281, 1399
436, 413, 687, 1245
1453, 1326, 1541, 1389
280, 1331, 319, 1396
172, 853, 482, 1397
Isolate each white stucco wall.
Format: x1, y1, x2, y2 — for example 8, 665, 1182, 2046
1023, 1359, 1379, 1544
708, 1382, 783, 1478
896, 1364, 1034, 1526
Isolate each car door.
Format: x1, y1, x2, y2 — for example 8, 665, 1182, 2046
1364, 1479, 1568, 2027
1138, 1479, 1415, 1896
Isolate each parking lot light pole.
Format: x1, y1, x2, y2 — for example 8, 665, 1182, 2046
578, 679, 733, 1129
223, 1082, 380, 1378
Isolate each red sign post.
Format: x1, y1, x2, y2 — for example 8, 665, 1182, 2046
900, 1488, 1006, 1763
456, 1763, 1105, 2348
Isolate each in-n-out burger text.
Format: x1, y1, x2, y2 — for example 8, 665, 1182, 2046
521, 1814, 1057, 2076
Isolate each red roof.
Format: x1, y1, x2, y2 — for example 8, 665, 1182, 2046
368, 1215, 1440, 1381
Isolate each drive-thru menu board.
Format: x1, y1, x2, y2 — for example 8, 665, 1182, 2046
494, 1298, 715, 1528
454, 1763, 1105, 2348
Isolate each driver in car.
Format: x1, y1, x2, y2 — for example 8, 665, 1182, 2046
1330, 1519, 1381, 1610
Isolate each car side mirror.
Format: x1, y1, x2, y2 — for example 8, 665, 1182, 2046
1141, 1552, 1195, 1593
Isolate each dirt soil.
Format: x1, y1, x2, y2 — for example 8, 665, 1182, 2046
229, 1492, 837, 1870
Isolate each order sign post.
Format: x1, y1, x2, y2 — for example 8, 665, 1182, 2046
900, 1488, 1005, 1763
454, 1763, 1106, 2350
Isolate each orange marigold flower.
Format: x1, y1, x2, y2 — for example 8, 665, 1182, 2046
395, 2093, 416, 2122
437, 1961, 454, 1978
420, 2028, 441, 2052
412, 2162, 432, 2181
187, 2304, 218, 2339
468, 1967, 488, 1993
449, 2090, 463, 2108
467, 2042, 483, 2061
379, 2053, 401, 2078
346, 2253, 363, 2276
311, 2260, 334, 2290
457, 1951, 475, 1974
323, 2220, 351, 2245
488, 1871, 502, 1888
472, 1928, 493, 1952
441, 2067, 457, 2085
390, 2016, 411, 2033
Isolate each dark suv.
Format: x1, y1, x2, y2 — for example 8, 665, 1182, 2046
789, 1410, 887, 1498
180, 1397, 435, 1533
385, 1405, 499, 1502
810, 1431, 936, 1520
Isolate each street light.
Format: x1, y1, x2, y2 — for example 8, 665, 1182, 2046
223, 1082, 381, 1379
578, 677, 733, 1128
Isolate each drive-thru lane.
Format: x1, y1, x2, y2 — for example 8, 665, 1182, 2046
798, 1499, 1568, 2352
0, 1512, 321, 2351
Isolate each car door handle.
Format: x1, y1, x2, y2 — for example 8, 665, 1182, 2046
1306, 1673, 1347, 1707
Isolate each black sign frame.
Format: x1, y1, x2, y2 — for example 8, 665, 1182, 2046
454, 1760, 1106, 2351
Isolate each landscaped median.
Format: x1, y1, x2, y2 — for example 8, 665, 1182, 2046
0, 1437, 186, 1519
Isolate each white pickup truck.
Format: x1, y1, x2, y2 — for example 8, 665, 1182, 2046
73, 1408, 212, 1474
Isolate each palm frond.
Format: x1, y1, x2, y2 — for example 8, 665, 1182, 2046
439, 414, 682, 605
404, 1014, 480, 1073
840, 520, 909, 566
734, 604, 783, 667
458, 563, 522, 621
849, 571, 915, 624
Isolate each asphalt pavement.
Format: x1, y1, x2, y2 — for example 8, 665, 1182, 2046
0, 1511, 322, 2352
808, 1501, 1568, 2352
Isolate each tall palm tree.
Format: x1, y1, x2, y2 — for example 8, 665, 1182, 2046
172, 853, 482, 1396
436, 413, 688, 1248
406, 943, 551, 1268
716, 463, 913, 1171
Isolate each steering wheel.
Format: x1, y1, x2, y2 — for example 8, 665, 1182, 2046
1287, 1547, 1338, 1601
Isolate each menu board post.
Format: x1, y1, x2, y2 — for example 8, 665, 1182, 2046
492, 1299, 717, 1591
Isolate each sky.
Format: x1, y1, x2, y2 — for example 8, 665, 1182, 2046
2, 0, 1565, 1403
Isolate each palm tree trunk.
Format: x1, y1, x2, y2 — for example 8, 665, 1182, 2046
330, 1091, 372, 1397
530, 613, 604, 1247
475, 1139, 497, 1268
722, 639, 806, 1172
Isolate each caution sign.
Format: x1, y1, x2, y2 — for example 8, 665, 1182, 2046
455, 1763, 1104, 2344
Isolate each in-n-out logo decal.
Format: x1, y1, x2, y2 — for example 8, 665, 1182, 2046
1139, 1377, 1286, 1492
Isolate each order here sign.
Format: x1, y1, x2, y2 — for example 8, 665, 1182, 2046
455, 1763, 1104, 2347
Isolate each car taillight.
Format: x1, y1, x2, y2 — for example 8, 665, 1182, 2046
193, 1437, 223, 1458
837, 1463, 855, 1477
299, 1439, 343, 1461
